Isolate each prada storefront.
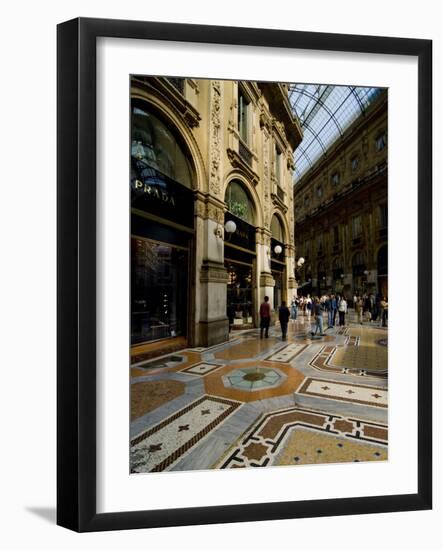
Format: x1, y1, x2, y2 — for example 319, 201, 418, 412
129, 76, 301, 355
131, 100, 194, 349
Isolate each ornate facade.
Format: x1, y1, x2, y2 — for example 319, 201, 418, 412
130, 76, 302, 352
293, 90, 388, 298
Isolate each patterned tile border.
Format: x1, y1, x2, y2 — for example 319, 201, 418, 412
131, 394, 242, 472
296, 377, 388, 408
265, 343, 308, 363
180, 362, 224, 377
217, 406, 387, 468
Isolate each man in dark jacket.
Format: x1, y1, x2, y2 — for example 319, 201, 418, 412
278, 301, 290, 341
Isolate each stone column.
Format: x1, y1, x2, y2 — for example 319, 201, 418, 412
286, 244, 297, 303
195, 80, 229, 347
257, 229, 275, 318
195, 198, 229, 346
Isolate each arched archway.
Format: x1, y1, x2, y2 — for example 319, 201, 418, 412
131, 92, 206, 193
224, 179, 258, 329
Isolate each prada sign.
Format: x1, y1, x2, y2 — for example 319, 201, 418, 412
133, 179, 176, 207
131, 157, 194, 228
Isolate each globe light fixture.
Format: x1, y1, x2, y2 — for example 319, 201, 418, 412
297, 257, 305, 267
224, 220, 237, 234
274, 244, 283, 255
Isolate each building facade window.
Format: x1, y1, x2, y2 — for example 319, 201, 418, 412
333, 225, 340, 246
271, 214, 284, 242
316, 184, 323, 198
131, 104, 193, 188
225, 180, 254, 225
331, 172, 340, 186
238, 89, 249, 144
352, 215, 362, 238
317, 234, 323, 255
351, 155, 359, 172
375, 131, 387, 151
379, 203, 388, 228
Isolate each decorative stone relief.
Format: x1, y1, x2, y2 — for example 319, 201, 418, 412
207, 203, 224, 224
263, 130, 271, 228
209, 81, 223, 198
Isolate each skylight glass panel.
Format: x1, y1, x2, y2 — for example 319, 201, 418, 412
289, 84, 383, 182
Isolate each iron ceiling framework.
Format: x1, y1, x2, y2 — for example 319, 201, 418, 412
288, 84, 383, 182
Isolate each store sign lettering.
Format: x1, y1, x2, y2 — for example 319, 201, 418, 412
134, 179, 176, 207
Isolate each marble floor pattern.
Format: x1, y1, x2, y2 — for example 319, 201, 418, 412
130, 312, 388, 473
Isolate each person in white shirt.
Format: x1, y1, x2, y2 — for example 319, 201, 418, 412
338, 295, 347, 326
305, 294, 312, 320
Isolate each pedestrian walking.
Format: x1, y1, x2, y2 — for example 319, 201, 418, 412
355, 295, 364, 324
311, 297, 326, 337
306, 294, 312, 321
259, 296, 271, 338
290, 296, 298, 321
338, 296, 347, 326
331, 294, 338, 326
380, 296, 388, 327
279, 301, 290, 340
326, 294, 335, 329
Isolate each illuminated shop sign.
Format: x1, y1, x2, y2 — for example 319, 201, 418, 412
131, 158, 194, 229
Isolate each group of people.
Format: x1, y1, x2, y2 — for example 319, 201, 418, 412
259, 291, 388, 341
353, 293, 388, 326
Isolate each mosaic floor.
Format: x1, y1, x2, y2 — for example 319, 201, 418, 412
130, 311, 388, 473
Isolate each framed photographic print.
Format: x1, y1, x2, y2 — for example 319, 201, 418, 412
57, 17, 432, 532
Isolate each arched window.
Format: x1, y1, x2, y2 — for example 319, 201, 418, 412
352, 251, 366, 266
271, 214, 284, 242
225, 180, 254, 224
131, 102, 193, 188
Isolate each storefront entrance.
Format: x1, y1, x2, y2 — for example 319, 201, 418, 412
226, 260, 253, 327
131, 237, 189, 345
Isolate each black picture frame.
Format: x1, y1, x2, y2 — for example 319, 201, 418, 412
57, 17, 432, 532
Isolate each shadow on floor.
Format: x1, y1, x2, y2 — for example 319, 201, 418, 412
26, 507, 56, 524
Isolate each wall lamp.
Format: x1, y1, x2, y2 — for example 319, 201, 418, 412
214, 220, 237, 240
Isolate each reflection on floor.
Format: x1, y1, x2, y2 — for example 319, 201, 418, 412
130, 312, 388, 473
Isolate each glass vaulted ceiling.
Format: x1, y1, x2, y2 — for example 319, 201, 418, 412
288, 84, 382, 182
